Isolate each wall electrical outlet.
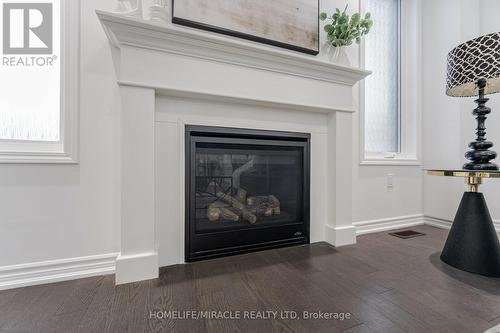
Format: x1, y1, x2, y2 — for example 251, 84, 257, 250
387, 174, 394, 190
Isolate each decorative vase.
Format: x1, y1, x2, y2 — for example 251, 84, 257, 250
149, 0, 169, 25
116, 0, 143, 18
116, 0, 169, 24
333, 47, 351, 66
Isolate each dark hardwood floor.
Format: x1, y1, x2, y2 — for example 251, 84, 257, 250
1, 225, 500, 333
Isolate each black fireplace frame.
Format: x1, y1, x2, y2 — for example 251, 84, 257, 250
185, 125, 311, 261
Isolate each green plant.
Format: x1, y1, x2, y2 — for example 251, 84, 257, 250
320, 5, 373, 47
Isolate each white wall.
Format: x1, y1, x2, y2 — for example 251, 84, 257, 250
0, 0, 425, 273
423, 0, 500, 222
0, 0, 119, 267
474, 0, 500, 221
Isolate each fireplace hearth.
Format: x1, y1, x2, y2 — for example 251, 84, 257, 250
185, 126, 310, 261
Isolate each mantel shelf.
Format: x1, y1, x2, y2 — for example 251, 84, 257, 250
97, 10, 371, 86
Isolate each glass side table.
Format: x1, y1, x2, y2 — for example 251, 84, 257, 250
427, 170, 500, 277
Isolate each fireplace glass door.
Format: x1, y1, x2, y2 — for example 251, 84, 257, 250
195, 144, 302, 231
186, 126, 310, 261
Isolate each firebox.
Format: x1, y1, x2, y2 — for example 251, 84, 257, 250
185, 125, 310, 261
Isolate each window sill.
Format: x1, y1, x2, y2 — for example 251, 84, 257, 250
0, 138, 78, 164
360, 155, 421, 166
0, 152, 78, 164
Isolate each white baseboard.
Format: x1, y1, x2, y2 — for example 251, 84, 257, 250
325, 224, 357, 247
0, 253, 118, 291
424, 215, 500, 231
354, 214, 424, 236
353, 214, 500, 236
423, 216, 453, 230
115, 252, 159, 285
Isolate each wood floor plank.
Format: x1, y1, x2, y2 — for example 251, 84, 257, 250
100, 281, 150, 333
270, 250, 406, 333
55, 275, 107, 315
343, 228, 500, 321
368, 269, 494, 332
256, 249, 363, 332
236, 251, 332, 333
14, 280, 84, 332
342, 324, 376, 333
380, 288, 485, 333
199, 258, 279, 333
0, 226, 499, 333
0, 284, 52, 332
302, 258, 440, 333
147, 264, 207, 333
39, 309, 88, 333
0, 288, 18, 309
77, 275, 118, 333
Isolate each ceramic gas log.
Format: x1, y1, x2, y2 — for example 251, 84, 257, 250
206, 192, 281, 224
215, 191, 257, 224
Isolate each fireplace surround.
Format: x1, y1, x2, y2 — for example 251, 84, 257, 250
185, 126, 311, 261
97, 9, 370, 284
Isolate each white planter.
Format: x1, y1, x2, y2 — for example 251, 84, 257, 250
333, 47, 351, 66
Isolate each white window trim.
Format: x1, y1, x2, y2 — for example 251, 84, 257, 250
359, 0, 422, 166
0, 0, 80, 164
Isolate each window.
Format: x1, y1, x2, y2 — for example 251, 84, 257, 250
360, 0, 420, 165
364, 0, 400, 153
0, 0, 79, 163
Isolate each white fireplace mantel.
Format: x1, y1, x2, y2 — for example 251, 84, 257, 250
97, 11, 369, 85
97, 10, 370, 285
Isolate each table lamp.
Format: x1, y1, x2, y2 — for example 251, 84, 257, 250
446, 32, 500, 170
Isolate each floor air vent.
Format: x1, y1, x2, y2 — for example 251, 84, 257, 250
389, 230, 426, 239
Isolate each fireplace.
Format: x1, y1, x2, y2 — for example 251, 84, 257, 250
185, 125, 311, 261
99, 10, 368, 283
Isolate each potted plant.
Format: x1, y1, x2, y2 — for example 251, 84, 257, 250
320, 5, 373, 65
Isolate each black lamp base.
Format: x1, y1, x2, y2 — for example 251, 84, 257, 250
441, 192, 500, 277
463, 162, 498, 171
463, 79, 498, 171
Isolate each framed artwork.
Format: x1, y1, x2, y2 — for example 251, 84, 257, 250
172, 0, 320, 55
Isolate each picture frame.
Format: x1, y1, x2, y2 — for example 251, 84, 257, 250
172, 0, 320, 55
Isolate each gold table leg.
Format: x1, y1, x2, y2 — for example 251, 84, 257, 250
466, 176, 482, 192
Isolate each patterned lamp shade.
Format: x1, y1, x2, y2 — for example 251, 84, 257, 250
446, 32, 500, 97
